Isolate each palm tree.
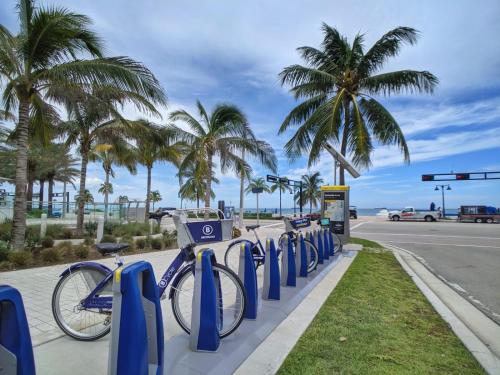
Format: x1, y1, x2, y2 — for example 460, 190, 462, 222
245, 177, 271, 224
270, 179, 292, 217
279, 24, 438, 185
118, 195, 129, 204
59, 87, 164, 235
149, 190, 161, 210
170, 100, 275, 211
75, 189, 94, 205
0, 0, 166, 249
177, 163, 219, 208
90, 142, 136, 221
236, 131, 277, 228
294, 172, 324, 214
131, 121, 182, 220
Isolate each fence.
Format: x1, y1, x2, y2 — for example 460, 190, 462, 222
0, 200, 148, 225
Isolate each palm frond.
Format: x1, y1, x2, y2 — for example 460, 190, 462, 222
361, 70, 438, 95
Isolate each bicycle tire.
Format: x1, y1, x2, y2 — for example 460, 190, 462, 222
224, 240, 261, 271
278, 233, 319, 273
52, 266, 112, 341
171, 262, 247, 338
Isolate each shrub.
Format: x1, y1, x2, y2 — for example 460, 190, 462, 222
41, 236, 55, 248
74, 245, 89, 259
8, 251, 32, 267
111, 223, 150, 237
83, 236, 94, 246
150, 237, 163, 250
0, 241, 9, 262
46, 224, 64, 239
232, 227, 241, 238
62, 227, 73, 239
85, 221, 98, 236
55, 241, 73, 257
0, 261, 13, 271
0, 222, 12, 242
41, 247, 61, 263
101, 234, 117, 243
135, 238, 147, 250
25, 226, 40, 247
104, 222, 118, 235
162, 230, 177, 248
120, 236, 136, 252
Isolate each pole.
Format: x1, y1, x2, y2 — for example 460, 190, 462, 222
299, 183, 303, 218
293, 187, 296, 217
279, 187, 282, 217
333, 159, 337, 185
256, 193, 259, 225
441, 186, 446, 218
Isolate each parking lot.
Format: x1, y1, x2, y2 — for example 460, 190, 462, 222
352, 218, 500, 324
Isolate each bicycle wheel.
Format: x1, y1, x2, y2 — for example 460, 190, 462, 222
331, 232, 343, 253
52, 266, 112, 341
278, 233, 318, 273
224, 240, 260, 272
171, 263, 246, 338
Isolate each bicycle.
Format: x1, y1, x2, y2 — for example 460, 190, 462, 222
52, 209, 247, 341
224, 216, 319, 273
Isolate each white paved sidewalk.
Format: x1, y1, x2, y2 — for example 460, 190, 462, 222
0, 222, 286, 346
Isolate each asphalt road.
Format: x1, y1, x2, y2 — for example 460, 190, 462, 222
351, 219, 500, 324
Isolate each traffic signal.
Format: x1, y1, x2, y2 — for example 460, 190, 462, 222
422, 175, 434, 181
455, 173, 470, 180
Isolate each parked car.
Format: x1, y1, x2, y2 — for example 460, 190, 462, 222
458, 205, 499, 223
305, 212, 321, 221
388, 207, 440, 222
149, 207, 177, 223
349, 206, 358, 219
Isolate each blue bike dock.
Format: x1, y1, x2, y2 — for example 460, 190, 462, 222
108, 261, 164, 375
0, 285, 36, 375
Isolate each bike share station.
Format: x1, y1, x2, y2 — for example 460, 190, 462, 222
2, 147, 361, 374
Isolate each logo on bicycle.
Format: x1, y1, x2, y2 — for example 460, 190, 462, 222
202, 225, 214, 236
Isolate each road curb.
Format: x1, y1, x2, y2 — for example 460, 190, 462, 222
391, 246, 500, 375
234, 250, 357, 375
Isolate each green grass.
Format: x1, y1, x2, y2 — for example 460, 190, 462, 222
278, 247, 484, 375
348, 236, 384, 249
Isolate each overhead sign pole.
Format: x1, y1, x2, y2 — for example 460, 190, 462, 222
267, 175, 304, 217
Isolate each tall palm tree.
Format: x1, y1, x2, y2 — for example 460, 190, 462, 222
170, 100, 275, 211
270, 179, 292, 217
294, 172, 324, 214
0, 0, 166, 249
279, 24, 438, 185
131, 121, 182, 220
90, 142, 136, 221
236, 131, 277, 228
245, 177, 271, 223
149, 190, 161, 211
59, 87, 163, 235
177, 163, 219, 208
75, 189, 94, 205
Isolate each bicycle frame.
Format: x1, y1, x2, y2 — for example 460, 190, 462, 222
81, 246, 195, 310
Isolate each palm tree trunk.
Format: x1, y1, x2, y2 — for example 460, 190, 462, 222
62, 182, 67, 219
38, 180, 44, 210
27, 180, 33, 212
48, 177, 54, 217
11, 97, 30, 250
256, 193, 260, 225
104, 170, 110, 222
76, 145, 89, 235
196, 192, 200, 209
204, 153, 213, 209
239, 167, 245, 228
310, 201, 312, 214
339, 99, 351, 185
144, 165, 152, 221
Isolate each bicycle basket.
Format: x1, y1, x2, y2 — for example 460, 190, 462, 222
284, 217, 311, 232
173, 208, 234, 248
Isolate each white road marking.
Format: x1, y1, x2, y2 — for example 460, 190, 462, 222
352, 231, 500, 241
350, 222, 366, 230
261, 222, 283, 229
382, 240, 500, 249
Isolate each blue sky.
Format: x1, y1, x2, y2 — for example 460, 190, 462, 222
1, 0, 500, 209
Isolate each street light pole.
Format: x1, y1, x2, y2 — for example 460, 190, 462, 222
435, 184, 451, 218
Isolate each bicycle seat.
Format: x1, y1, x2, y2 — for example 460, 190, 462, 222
245, 224, 260, 231
95, 243, 129, 256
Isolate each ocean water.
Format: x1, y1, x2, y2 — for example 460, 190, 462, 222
240, 207, 459, 216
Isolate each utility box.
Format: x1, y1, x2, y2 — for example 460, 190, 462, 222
320, 185, 350, 243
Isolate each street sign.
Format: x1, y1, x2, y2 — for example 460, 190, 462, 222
251, 187, 264, 194
266, 175, 278, 183
422, 172, 499, 182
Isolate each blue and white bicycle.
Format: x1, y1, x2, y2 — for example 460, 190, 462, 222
51, 209, 247, 341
